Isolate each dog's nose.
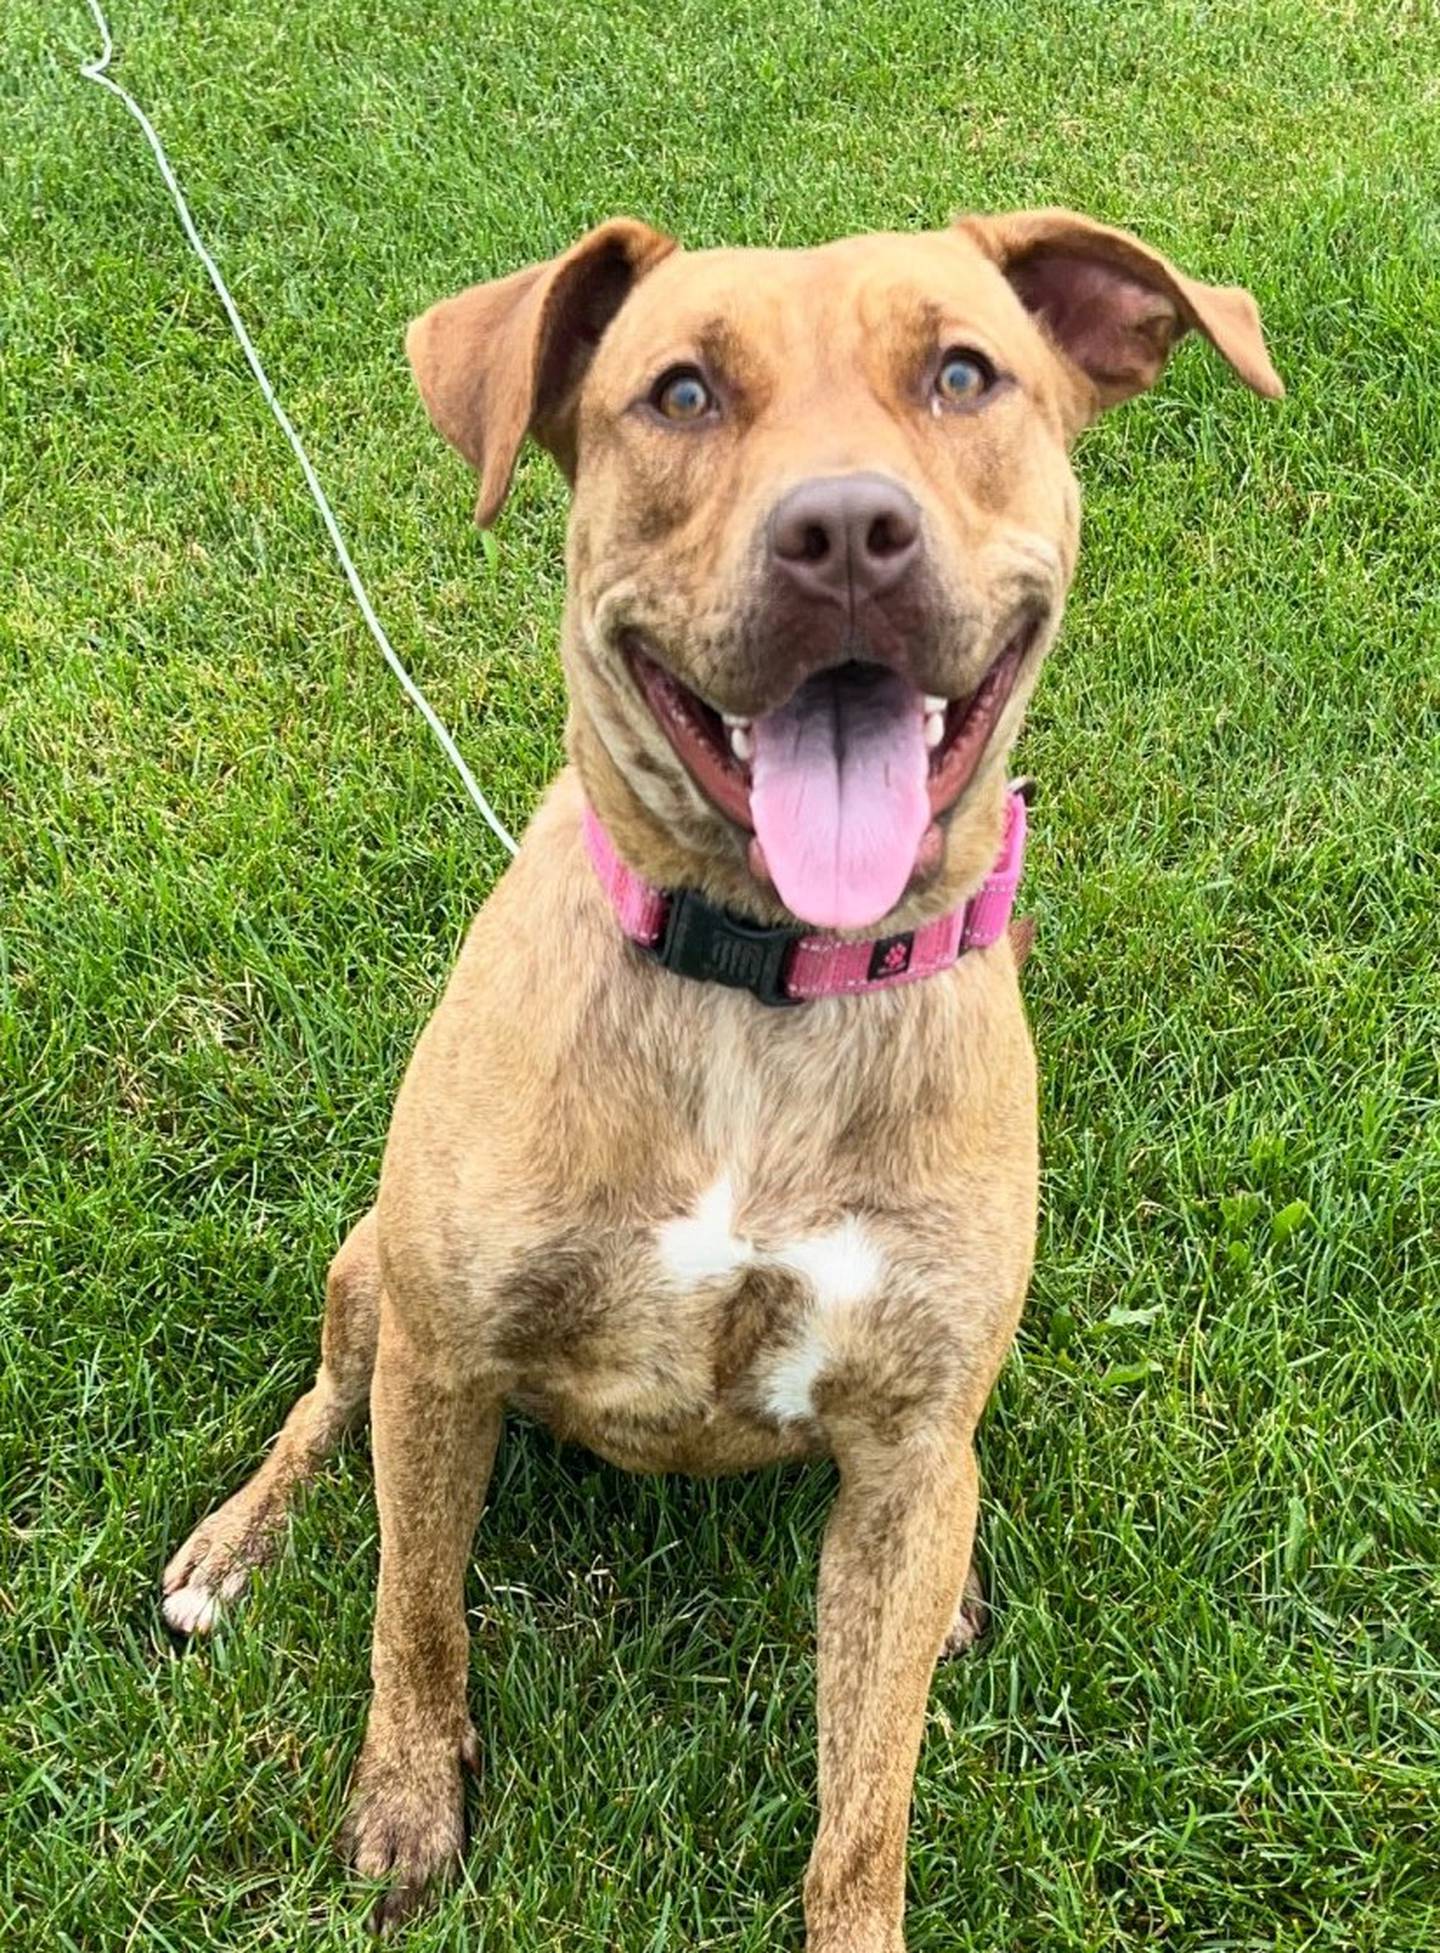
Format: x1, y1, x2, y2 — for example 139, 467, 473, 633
769, 473, 921, 605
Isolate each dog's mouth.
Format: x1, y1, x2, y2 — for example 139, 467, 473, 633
629, 627, 1033, 929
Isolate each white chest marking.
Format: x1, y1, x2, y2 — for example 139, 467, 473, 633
656, 1174, 751, 1285
764, 1217, 886, 1423
654, 1182, 886, 1424
770, 1216, 885, 1310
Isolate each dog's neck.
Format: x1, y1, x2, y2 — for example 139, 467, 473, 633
568, 705, 1016, 939
581, 791, 1027, 1007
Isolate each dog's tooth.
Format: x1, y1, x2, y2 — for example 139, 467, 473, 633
922, 693, 947, 714
924, 711, 945, 750
721, 712, 751, 729
728, 724, 754, 763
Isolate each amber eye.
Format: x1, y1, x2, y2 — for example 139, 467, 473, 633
652, 366, 714, 422
934, 348, 996, 406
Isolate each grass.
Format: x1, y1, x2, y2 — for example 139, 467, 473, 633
3, 0, 1438, 1946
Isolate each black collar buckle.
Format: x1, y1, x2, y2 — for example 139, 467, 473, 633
648, 886, 805, 1007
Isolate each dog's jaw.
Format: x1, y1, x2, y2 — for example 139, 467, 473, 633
627, 626, 1035, 834
565, 601, 1048, 937
566, 660, 1036, 945
629, 632, 1034, 930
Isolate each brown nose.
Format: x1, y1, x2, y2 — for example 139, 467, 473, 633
769, 472, 921, 606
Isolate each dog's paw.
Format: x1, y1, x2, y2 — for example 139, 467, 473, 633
161, 1554, 251, 1635
161, 1492, 281, 1635
343, 1725, 478, 1933
938, 1563, 989, 1661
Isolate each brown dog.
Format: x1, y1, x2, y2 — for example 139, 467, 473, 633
163, 209, 1280, 1945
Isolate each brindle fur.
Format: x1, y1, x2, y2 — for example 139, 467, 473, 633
164, 209, 1279, 1945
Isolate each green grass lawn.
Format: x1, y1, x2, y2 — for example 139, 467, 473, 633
4, 1, 1438, 1946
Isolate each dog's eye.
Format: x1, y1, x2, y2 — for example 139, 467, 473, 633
934, 348, 996, 407
652, 367, 714, 422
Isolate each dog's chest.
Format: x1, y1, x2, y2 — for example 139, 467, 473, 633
499, 1172, 898, 1472
654, 1174, 886, 1416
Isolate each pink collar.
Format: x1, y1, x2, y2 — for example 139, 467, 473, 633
583, 787, 1028, 1006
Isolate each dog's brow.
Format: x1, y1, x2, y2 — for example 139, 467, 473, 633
695, 316, 759, 383
888, 293, 946, 353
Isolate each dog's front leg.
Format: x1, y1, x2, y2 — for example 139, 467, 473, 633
343, 1304, 500, 1929
804, 1423, 977, 1953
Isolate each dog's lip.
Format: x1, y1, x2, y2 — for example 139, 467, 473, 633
920, 627, 1033, 819
629, 641, 755, 828
626, 623, 1037, 836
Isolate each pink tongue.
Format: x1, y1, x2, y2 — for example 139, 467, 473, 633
750, 667, 930, 929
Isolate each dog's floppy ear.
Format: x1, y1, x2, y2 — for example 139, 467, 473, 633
407, 217, 676, 525
957, 208, 1282, 421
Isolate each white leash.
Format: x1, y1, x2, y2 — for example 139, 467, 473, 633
78, 1, 520, 857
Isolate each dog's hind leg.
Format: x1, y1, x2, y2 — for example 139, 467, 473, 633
162, 1208, 380, 1635
938, 1556, 989, 1660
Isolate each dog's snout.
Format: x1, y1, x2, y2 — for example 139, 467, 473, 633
769, 473, 921, 605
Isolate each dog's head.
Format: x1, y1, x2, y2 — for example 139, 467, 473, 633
409, 212, 1280, 930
